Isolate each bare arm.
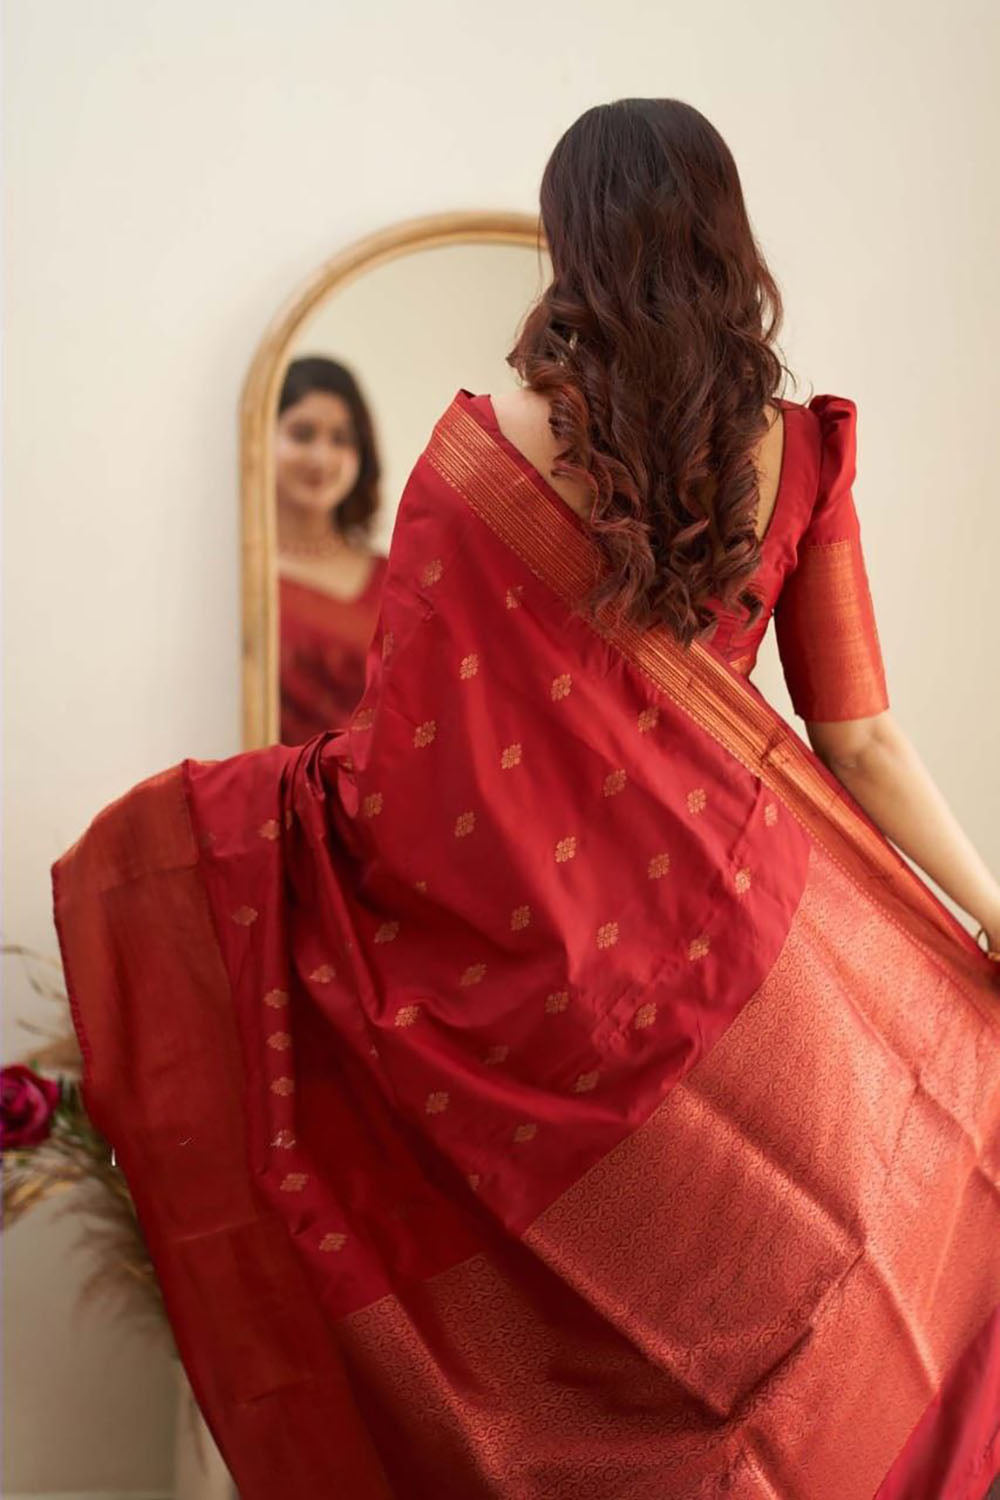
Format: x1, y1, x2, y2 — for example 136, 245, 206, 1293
805, 710, 1000, 951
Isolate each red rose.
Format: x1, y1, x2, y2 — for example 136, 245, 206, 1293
1, 1064, 63, 1150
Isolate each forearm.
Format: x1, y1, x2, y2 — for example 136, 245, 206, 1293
813, 713, 1000, 935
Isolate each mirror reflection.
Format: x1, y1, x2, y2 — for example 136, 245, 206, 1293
271, 237, 551, 744
275, 357, 388, 746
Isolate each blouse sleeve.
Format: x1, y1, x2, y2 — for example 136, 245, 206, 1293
773, 394, 890, 722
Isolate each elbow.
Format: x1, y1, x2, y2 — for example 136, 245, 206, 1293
806, 708, 893, 775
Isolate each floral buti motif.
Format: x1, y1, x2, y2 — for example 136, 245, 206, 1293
603, 768, 627, 797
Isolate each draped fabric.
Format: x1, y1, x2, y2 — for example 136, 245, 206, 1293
51, 389, 1000, 1498
278, 556, 388, 744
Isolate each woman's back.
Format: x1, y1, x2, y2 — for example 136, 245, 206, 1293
479, 387, 890, 725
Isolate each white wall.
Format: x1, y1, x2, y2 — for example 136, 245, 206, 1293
4, 0, 999, 1491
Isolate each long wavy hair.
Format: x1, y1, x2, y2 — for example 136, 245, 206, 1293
507, 98, 800, 647
277, 356, 381, 540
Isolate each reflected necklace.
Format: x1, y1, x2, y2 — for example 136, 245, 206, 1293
278, 530, 350, 560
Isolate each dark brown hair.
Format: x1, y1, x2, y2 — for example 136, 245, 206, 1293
507, 98, 798, 647
278, 356, 381, 539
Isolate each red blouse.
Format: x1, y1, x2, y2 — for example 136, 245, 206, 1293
707, 394, 891, 723
279, 555, 389, 745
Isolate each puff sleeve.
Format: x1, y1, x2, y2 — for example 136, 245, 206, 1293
773, 394, 890, 722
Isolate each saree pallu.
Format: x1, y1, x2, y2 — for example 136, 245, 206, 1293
52, 393, 1000, 1499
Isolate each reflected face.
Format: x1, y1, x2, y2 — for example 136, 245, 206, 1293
275, 391, 362, 514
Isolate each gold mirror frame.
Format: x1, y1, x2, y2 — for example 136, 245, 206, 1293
239, 209, 545, 750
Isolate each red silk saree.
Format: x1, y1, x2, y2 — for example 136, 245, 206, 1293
52, 390, 1000, 1498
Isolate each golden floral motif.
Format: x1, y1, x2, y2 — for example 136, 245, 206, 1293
510, 905, 531, 931
551, 673, 572, 700
555, 835, 577, 863
573, 1070, 600, 1093
466, 1173, 481, 1190
545, 990, 570, 1013
764, 801, 779, 826
633, 1002, 657, 1029
460, 962, 487, 987
414, 879, 428, 893
381, 630, 395, 660
308, 964, 336, 983
352, 706, 374, 730
413, 720, 437, 748
688, 935, 711, 961
425, 1091, 450, 1115
603, 769, 627, 796
319, 1231, 347, 1253
270, 1076, 295, 1096
257, 819, 280, 840
270, 1129, 295, 1149
394, 1004, 421, 1027
597, 920, 619, 949
420, 558, 444, 586
735, 867, 752, 893
266, 1031, 292, 1051
362, 792, 383, 818
687, 787, 707, 815
280, 1172, 308, 1192
637, 705, 660, 733
648, 852, 671, 879
484, 1044, 510, 1066
513, 1123, 538, 1143
505, 585, 524, 609
455, 810, 476, 838
459, 653, 479, 679
375, 921, 400, 944
264, 987, 289, 1007
501, 743, 522, 769
284, 809, 294, 829
231, 905, 258, 926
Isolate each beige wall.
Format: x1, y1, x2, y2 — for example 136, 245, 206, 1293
4, 0, 999, 1492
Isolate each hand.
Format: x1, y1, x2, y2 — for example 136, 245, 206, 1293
979, 909, 1000, 961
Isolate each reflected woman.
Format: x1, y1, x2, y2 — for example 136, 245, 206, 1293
275, 356, 388, 744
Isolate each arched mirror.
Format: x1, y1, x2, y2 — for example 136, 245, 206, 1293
240, 211, 551, 749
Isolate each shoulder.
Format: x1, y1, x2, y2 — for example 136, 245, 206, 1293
489, 386, 555, 439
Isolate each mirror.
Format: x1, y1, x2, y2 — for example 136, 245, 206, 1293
240, 212, 551, 749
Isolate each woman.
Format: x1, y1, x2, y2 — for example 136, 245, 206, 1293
51, 99, 1000, 1499
275, 355, 388, 743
